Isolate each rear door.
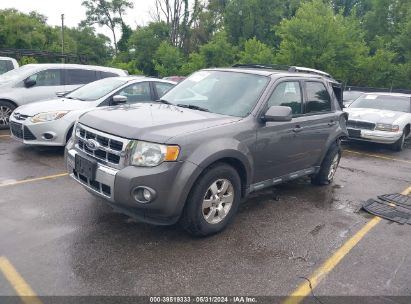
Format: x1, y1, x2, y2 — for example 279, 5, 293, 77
296, 80, 340, 167
63, 69, 98, 94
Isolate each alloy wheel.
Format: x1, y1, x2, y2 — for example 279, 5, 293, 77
202, 179, 234, 224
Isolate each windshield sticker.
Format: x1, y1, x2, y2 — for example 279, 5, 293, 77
189, 71, 210, 82
365, 95, 377, 99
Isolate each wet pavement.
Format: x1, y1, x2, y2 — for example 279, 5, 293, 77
1, 128, 411, 298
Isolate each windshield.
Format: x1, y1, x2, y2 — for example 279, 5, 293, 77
0, 65, 35, 82
161, 70, 269, 117
350, 94, 411, 113
66, 78, 127, 101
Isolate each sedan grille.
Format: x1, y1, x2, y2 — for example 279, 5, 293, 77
347, 120, 375, 130
10, 122, 37, 140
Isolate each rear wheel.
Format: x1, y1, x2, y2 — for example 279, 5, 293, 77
311, 144, 341, 185
0, 100, 16, 129
180, 163, 241, 237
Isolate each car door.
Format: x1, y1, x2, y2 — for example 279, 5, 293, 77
22, 69, 65, 103
296, 80, 340, 167
254, 80, 306, 182
115, 81, 153, 104
63, 69, 98, 94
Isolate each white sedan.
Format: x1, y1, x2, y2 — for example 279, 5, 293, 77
344, 92, 411, 151
9, 76, 175, 146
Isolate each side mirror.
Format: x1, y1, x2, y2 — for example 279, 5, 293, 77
24, 78, 36, 88
112, 95, 127, 105
262, 106, 292, 122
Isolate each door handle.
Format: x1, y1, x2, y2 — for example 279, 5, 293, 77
293, 125, 304, 133
328, 121, 337, 126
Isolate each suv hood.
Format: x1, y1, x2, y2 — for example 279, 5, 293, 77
345, 108, 406, 124
15, 98, 96, 116
79, 103, 240, 143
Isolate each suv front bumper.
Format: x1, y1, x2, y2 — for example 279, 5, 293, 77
66, 147, 199, 225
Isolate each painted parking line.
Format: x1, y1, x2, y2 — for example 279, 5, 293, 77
283, 185, 411, 304
0, 173, 68, 187
0, 256, 43, 304
344, 149, 411, 164
0, 134, 11, 138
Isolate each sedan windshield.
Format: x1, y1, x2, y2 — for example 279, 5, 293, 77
350, 94, 411, 113
66, 78, 127, 101
161, 70, 269, 117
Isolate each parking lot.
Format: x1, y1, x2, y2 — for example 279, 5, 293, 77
1, 128, 411, 302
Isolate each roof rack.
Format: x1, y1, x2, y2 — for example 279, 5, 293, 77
231, 63, 332, 79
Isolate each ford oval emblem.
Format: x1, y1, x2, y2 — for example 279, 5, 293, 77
85, 139, 100, 151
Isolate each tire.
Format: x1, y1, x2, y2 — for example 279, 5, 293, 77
180, 163, 242, 237
391, 132, 405, 152
0, 100, 16, 130
311, 144, 341, 185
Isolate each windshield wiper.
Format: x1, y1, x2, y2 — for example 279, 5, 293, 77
65, 96, 84, 101
177, 104, 210, 112
157, 99, 172, 105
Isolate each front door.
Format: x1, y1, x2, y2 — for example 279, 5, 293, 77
254, 80, 305, 183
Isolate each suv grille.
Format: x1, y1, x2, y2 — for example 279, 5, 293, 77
10, 122, 37, 140
75, 124, 129, 168
347, 120, 375, 130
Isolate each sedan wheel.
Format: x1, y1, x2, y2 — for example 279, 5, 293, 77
0, 105, 12, 127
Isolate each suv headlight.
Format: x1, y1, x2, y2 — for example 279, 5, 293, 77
128, 141, 180, 167
31, 111, 70, 123
375, 123, 399, 132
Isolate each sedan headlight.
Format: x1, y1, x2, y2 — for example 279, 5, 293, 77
375, 123, 400, 132
31, 111, 70, 123
128, 141, 180, 167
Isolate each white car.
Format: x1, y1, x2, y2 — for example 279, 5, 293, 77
344, 92, 411, 151
0, 63, 128, 128
0, 56, 19, 74
9, 76, 175, 146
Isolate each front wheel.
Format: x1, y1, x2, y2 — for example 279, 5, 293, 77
180, 163, 241, 237
391, 133, 405, 152
0, 100, 16, 129
311, 144, 341, 185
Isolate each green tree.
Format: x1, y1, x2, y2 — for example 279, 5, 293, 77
275, 0, 369, 84
238, 37, 274, 64
81, 0, 133, 52
153, 42, 184, 77
128, 22, 170, 75
180, 52, 206, 75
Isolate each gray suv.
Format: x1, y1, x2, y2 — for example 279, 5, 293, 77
66, 65, 348, 236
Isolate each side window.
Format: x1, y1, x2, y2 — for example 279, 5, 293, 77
28, 69, 62, 86
154, 82, 174, 98
100, 71, 118, 79
65, 69, 97, 85
117, 82, 152, 103
267, 81, 302, 115
305, 82, 332, 114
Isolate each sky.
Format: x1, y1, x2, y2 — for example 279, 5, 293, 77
1, 0, 154, 41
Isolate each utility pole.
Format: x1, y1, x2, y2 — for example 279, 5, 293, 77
61, 14, 65, 63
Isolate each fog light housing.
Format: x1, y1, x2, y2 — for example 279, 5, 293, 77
132, 186, 156, 204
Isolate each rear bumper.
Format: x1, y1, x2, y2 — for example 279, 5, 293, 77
347, 128, 402, 144
66, 147, 199, 225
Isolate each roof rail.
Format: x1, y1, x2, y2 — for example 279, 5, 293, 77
231, 63, 332, 79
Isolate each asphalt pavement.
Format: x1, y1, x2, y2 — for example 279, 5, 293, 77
1, 129, 410, 301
